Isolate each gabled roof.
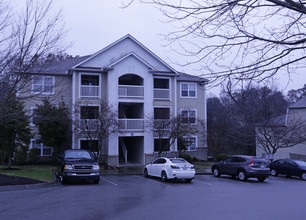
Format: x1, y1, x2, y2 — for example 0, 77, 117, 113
177, 72, 208, 83
289, 96, 306, 109
25, 56, 90, 75
73, 34, 178, 74
256, 114, 287, 127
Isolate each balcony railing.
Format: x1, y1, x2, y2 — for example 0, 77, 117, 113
80, 85, 99, 97
118, 85, 144, 98
80, 119, 99, 131
154, 89, 170, 99
118, 119, 144, 131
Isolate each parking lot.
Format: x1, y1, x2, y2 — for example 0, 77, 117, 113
1, 174, 306, 220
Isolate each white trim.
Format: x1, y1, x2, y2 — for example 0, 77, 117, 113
108, 52, 156, 70
180, 82, 197, 98
180, 109, 197, 125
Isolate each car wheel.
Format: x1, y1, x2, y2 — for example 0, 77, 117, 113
257, 177, 266, 182
238, 170, 247, 181
271, 169, 278, 176
213, 168, 220, 177
185, 178, 193, 183
60, 176, 66, 184
301, 173, 306, 181
144, 168, 149, 177
161, 171, 167, 182
93, 179, 100, 184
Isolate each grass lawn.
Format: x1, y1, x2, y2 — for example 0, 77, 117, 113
0, 165, 56, 182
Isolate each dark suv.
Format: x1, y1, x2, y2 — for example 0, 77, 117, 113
57, 149, 100, 184
211, 155, 270, 182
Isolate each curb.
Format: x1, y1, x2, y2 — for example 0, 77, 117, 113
0, 170, 212, 191
0, 181, 58, 192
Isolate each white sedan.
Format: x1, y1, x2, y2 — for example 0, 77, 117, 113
144, 157, 196, 182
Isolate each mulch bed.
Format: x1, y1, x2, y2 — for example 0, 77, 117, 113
0, 174, 43, 186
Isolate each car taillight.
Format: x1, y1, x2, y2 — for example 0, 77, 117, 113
171, 165, 180, 169
248, 157, 254, 167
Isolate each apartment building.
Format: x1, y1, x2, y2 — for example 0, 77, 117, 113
22, 35, 208, 166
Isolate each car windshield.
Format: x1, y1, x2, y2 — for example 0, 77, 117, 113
294, 160, 306, 167
170, 158, 188, 163
65, 151, 92, 160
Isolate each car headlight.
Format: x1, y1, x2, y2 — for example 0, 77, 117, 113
190, 166, 195, 169
92, 165, 100, 170
64, 165, 73, 170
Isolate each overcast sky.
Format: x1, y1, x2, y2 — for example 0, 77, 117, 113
54, 0, 305, 96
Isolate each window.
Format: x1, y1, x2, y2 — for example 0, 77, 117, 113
154, 138, 170, 152
154, 78, 169, 89
81, 106, 99, 119
181, 83, 196, 98
153, 158, 167, 164
30, 140, 53, 156
80, 74, 100, 97
80, 140, 99, 152
31, 109, 39, 125
32, 76, 54, 94
154, 78, 170, 99
181, 110, 196, 124
154, 108, 170, 119
183, 137, 196, 151
80, 106, 99, 130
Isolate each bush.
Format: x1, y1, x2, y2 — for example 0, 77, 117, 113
15, 150, 28, 164
29, 148, 41, 164
179, 154, 193, 163
216, 154, 228, 161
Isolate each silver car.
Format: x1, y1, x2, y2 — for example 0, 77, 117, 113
211, 155, 270, 182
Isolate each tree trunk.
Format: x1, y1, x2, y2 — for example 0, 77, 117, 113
8, 154, 12, 169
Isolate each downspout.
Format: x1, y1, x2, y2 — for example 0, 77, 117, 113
174, 76, 178, 154
71, 70, 76, 149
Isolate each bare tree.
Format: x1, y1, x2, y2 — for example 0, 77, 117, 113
74, 101, 120, 155
146, 114, 198, 157
126, 0, 306, 85
0, 0, 67, 116
256, 115, 306, 158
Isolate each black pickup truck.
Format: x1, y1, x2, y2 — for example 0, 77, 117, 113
57, 149, 100, 184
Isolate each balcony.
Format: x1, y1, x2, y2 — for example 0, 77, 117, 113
119, 85, 144, 98
80, 119, 99, 131
80, 85, 99, 97
118, 119, 144, 131
154, 88, 170, 99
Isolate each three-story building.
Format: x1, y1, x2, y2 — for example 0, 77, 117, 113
21, 35, 208, 166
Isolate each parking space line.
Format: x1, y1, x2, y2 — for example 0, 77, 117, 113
135, 176, 166, 185
100, 177, 118, 186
